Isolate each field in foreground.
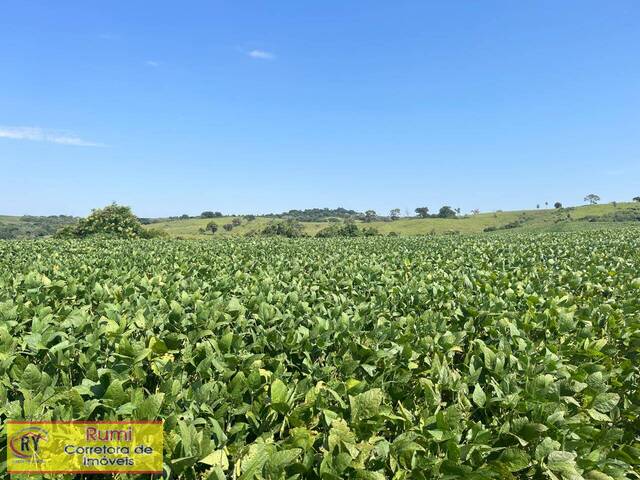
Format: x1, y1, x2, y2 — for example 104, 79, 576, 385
1, 231, 639, 479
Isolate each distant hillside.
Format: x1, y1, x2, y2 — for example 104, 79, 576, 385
0, 215, 77, 239
145, 202, 640, 238
2, 202, 638, 239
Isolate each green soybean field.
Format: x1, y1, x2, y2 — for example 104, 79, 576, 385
1, 230, 639, 479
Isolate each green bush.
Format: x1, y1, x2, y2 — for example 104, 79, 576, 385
55, 204, 148, 239
316, 221, 358, 238
316, 221, 379, 238
361, 226, 380, 236
261, 220, 306, 238
143, 228, 168, 238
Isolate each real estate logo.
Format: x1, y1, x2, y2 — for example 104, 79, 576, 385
9, 426, 49, 461
7, 421, 163, 474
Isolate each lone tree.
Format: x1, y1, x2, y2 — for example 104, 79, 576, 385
584, 194, 600, 205
554, 202, 563, 209
364, 210, 377, 223
415, 207, 430, 218
201, 211, 215, 218
206, 222, 218, 234
633, 196, 640, 202
437, 206, 457, 218
389, 208, 401, 221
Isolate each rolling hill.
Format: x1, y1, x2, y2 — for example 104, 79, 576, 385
1, 202, 638, 239
145, 202, 640, 238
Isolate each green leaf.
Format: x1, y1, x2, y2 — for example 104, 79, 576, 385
500, 448, 530, 472
136, 392, 164, 419
585, 471, 614, 480
20, 363, 42, 391
103, 380, 128, 407
265, 448, 302, 474
547, 451, 579, 476
592, 392, 619, 413
227, 297, 243, 313
355, 471, 386, 480
535, 437, 561, 461
149, 336, 168, 354
202, 466, 226, 480
271, 378, 288, 404
239, 443, 271, 480
328, 419, 359, 458
472, 383, 486, 407
200, 449, 229, 470
350, 388, 383, 422
587, 409, 611, 422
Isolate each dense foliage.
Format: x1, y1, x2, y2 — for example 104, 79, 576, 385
0, 215, 77, 239
315, 222, 379, 238
580, 204, 640, 224
55, 204, 155, 239
0, 230, 639, 479
261, 220, 306, 238
202, 212, 224, 219
264, 208, 361, 222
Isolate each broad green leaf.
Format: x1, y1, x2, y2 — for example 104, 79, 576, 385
103, 379, 128, 407
500, 448, 530, 472
547, 451, 579, 476
472, 383, 486, 407
20, 363, 42, 391
271, 379, 288, 405
592, 392, 619, 413
535, 437, 561, 461
136, 393, 164, 419
350, 388, 383, 422
200, 449, 229, 470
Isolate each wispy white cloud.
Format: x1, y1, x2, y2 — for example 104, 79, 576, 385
0, 126, 105, 147
248, 49, 275, 60
145, 60, 161, 67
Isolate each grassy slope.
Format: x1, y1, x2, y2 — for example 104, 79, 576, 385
146, 217, 336, 238
0, 216, 23, 224
145, 202, 640, 238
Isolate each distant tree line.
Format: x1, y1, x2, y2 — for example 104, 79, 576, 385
181, 196, 640, 228
264, 207, 361, 222
201, 211, 224, 218
413, 206, 459, 219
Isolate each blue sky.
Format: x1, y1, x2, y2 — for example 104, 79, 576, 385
1, 1, 638, 217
